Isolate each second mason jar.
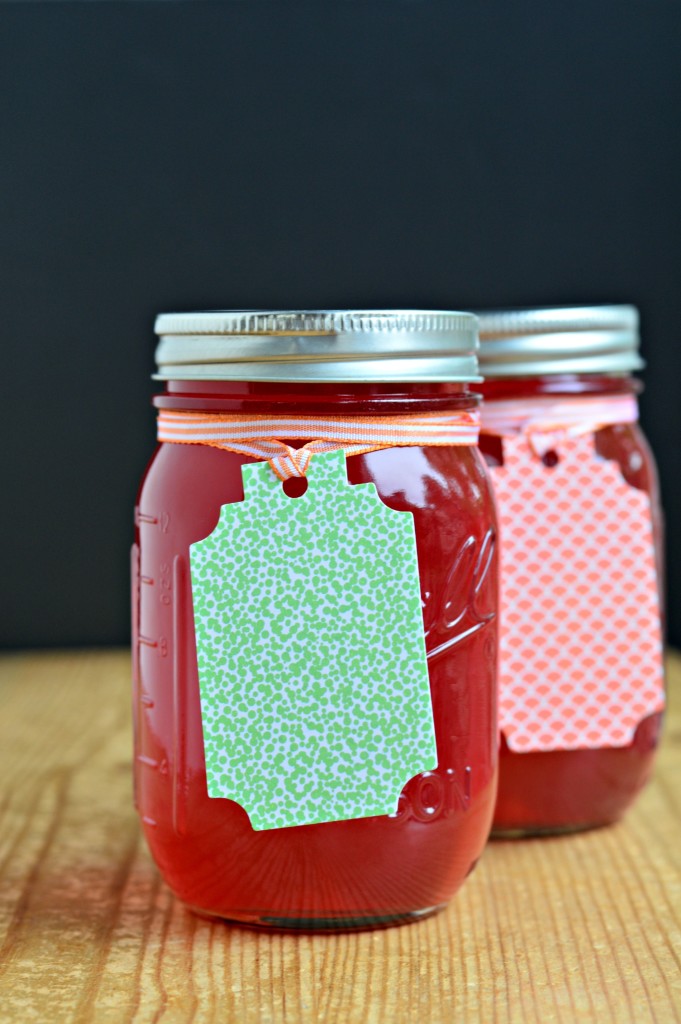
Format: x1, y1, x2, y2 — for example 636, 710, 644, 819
477, 305, 665, 834
133, 310, 499, 929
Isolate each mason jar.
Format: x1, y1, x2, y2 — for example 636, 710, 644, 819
132, 310, 499, 929
477, 305, 664, 834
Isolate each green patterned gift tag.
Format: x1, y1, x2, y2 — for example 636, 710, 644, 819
189, 449, 437, 831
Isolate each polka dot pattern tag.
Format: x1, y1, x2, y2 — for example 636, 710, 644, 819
490, 434, 665, 752
190, 450, 437, 831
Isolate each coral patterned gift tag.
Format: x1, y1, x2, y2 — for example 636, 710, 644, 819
490, 434, 665, 752
190, 450, 437, 831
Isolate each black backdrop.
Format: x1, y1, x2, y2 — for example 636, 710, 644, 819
2, 1, 681, 647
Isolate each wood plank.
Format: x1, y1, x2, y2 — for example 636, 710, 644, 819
0, 649, 679, 1023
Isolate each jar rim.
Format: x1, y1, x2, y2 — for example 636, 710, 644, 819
153, 309, 482, 383
476, 305, 644, 377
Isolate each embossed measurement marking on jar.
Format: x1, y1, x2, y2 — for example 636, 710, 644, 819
172, 555, 188, 836
138, 634, 168, 657
139, 565, 173, 606
137, 753, 168, 774
136, 754, 156, 768
159, 561, 172, 605
135, 509, 171, 532
136, 511, 157, 526
134, 510, 174, 828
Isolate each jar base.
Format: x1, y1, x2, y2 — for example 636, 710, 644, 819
186, 902, 447, 933
490, 820, 613, 839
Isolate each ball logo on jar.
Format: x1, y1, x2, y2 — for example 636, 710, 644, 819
389, 767, 472, 823
422, 527, 496, 663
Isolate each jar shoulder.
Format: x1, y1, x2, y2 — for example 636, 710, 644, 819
139, 442, 497, 526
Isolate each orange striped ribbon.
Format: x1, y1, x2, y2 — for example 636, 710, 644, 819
480, 394, 638, 457
158, 409, 480, 480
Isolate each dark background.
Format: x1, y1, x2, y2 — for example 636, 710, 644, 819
2, 1, 680, 648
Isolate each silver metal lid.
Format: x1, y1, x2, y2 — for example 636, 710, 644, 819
476, 305, 644, 377
154, 309, 481, 382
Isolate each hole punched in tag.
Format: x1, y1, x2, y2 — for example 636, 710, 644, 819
282, 477, 309, 499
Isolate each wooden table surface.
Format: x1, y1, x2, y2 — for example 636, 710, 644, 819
0, 650, 679, 1024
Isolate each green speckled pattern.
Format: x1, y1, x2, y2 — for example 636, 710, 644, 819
189, 450, 437, 831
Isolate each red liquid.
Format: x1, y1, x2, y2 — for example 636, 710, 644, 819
479, 375, 664, 834
133, 381, 499, 928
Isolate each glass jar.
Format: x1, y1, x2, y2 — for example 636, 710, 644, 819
132, 310, 499, 929
477, 306, 665, 834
